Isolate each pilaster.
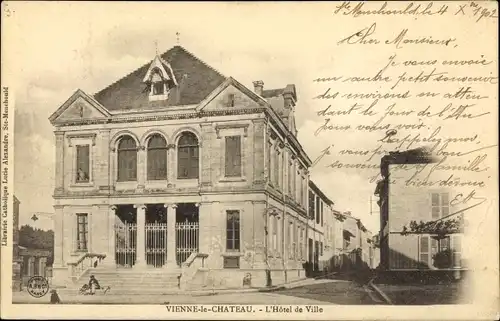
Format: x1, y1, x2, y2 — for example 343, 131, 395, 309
97, 129, 111, 189
53, 205, 65, 267
252, 119, 266, 185
54, 132, 65, 193
134, 204, 147, 268
164, 203, 177, 267
137, 147, 146, 190
252, 200, 267, 269
200, 123, 213, 187
103, 205, 117, 266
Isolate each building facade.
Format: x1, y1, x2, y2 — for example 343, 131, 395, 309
307, 181, 330, 274
49, 46, 318, 288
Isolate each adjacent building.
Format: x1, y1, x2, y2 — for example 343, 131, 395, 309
12, 196, 51, 291
307, 181, 332, 274
12, 196, 22, 291
375, 149, 465, 273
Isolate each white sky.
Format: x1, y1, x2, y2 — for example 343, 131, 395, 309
8, 1, 480, 233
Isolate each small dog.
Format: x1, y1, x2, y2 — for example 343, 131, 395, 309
50, 289, 62, 304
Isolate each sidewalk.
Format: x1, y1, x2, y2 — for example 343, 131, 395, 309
12, 277, 335, 304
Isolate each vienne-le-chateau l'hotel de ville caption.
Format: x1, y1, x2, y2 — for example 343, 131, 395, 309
48, 45, 333, 289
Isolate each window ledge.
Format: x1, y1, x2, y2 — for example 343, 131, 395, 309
176, 178, 199, 182
219, 176, 247, 183
70, 182, 94, 188
72, 250, 88, 255
222, 252, 243, 257
149, 94, 169, 101
145, 179, 169, 184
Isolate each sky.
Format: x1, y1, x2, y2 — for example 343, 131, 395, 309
4, 1, 446, 233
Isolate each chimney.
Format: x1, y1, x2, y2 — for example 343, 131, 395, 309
253, 80, 264, 96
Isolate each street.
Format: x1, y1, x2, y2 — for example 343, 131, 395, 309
11, 279, 382, 305
11, 276, 466, 305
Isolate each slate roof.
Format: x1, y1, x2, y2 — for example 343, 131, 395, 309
93, 46, 226, 111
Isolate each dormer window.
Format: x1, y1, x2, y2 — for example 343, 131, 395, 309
143, 55, 178, 102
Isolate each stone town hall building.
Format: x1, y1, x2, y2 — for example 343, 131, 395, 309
49, 46, 319, 289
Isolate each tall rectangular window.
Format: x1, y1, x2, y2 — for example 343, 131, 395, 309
298, 227, 303, 260
300, 177, 304, 206
76, 145, 90, 183
431, 193, 449, 219
226, 210, 240, 251
302, 228, 306, 260
308, 191, 315, 220
288, 162, 293, 195
76, 213, 88, 251
274, 150, 280, 186
267, 141, 272, 182
225, 136, 242, 177
272, 216, 278, 252
226, 93, 235, 107
316, 197, 321, 224
320, 203, 324, 226
452, 235, 462, 267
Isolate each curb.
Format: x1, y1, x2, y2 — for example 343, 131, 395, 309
368, 279, 393, 305
49, 277, 322, 297
257, 286, 286, 293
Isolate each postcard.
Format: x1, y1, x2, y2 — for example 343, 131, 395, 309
1, 1, 498, 320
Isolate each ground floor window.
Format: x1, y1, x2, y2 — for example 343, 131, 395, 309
76, 213, 89, 251
226, 210, 240, 252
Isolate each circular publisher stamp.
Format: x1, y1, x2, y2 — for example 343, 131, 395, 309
27, 276, 50, 298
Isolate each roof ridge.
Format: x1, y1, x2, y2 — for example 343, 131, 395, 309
93, 55, 156, 97
93, 46, 226, 99
170, 45, 226, 79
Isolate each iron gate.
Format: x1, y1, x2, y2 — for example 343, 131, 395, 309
115, 223, 137, 267
145, 223, 167, 267
175, 222, 199, 265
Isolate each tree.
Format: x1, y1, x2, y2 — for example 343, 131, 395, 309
19, 225, 54, 266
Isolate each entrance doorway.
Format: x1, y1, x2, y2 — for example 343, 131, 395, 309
115, 205, 137, 267
175, 203, 199, 266
145, 204, 167, 267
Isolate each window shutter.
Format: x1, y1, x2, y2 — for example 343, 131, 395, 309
419, 235, 430, 267
234, 136, 241, 175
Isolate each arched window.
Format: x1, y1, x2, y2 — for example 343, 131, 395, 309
177, 132, 199, 179
147, 134, 167, 180
117, 136, 137, 182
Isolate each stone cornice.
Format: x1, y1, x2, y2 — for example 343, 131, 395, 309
215, 123, 249, 138
55, 108, 267, 127
66, 133, 97, 146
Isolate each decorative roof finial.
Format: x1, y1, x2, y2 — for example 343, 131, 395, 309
176, 32, 180, 45
155, 40, 158, 55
